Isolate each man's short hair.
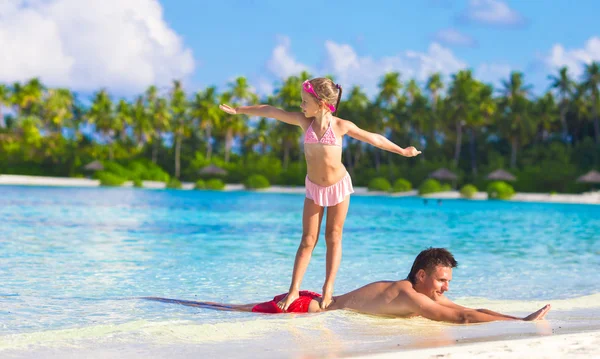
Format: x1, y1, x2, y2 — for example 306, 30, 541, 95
407, 247, 458, 284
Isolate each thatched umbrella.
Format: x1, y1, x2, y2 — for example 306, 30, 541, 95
576, 170, 600, 184
83, 160, 104, 172
429, 168, 458, 189
199, 164, 227, 177
486, 169, 516, 182
429, 168, 458, 181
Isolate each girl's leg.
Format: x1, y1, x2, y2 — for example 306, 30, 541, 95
277, 197, 324, 311
321, 195, 350, 309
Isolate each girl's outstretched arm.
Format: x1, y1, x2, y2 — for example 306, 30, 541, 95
343, 121, 421, 157
220, 104, 308, 127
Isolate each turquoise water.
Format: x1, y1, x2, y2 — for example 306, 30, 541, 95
1, 186, 600, 358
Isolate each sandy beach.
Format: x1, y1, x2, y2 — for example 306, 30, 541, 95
2, 174, 598, 205
359, 330, 600, 359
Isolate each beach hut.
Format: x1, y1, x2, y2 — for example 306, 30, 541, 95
576, 170, 600, 190
429, 168, 458, 189
486, 169, 516, 182
83, 160, 104, 172
429, 168, 458, 181
198, 164, 227, 177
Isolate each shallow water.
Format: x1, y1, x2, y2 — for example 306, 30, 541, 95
1, 186, 599, 358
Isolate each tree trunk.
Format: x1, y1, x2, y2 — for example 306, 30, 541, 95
453, 121, 463, 167
283, 139, 290, 169
205, 126, 212, 161
175, 133, 181, 179
560, 106, 569, 142
593, 105, 600, 144
510, 137, 518, 169
152, 135, 158, 164
0, 107, 5, 129
469, 128, 477, 176
225, 129, 232, 163
261, 141, 267, 155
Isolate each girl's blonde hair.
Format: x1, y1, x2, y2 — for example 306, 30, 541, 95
307, 77, 343, 115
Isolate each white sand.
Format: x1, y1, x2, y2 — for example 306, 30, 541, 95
1, 174, 599, 205
359, 330, 600, 359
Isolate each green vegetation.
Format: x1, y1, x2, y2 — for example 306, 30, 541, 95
244, 174, 270, 189
460, 184, 478, 199
166, 178, 182, 189
392, 178, 412, 192
418, 179, 443, 195
206, 179, 225, 190
487, 181, 516, 200
368, 177, 392, 192
1, 64, 599, 194
195, 179, 206, 189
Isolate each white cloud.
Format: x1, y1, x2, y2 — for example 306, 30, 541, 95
476, 63, 513, 87
433, 28, 476, 47
546, 36, 600, 77
266, 35, 311, 79
459, 0, 526, 26
0, 0, 195, 94
323, 41, 467, 96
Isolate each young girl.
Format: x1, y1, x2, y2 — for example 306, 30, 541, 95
219, 78, 420, 311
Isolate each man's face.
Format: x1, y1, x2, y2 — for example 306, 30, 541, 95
418, 265, 452, 300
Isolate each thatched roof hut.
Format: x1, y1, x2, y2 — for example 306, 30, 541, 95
576, 170, 600, 184
83, 160, 104, 172
199, 164, 227, 176
429, 168, 458, 181
486, 169, 516, 181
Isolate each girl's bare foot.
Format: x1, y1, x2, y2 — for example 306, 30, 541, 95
523, 304, 551, 321
321, 287, 334, 309
277, 290, 299, 312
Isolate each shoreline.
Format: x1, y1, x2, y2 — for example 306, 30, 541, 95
1, 174, 599, 205
356, 329, 600, 359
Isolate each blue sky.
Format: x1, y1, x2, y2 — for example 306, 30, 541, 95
1, 0, 599, 98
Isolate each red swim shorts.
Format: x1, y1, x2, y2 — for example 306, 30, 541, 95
251, 291, 321, 314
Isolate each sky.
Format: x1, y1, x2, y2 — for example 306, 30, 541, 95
1, 0, 599, 99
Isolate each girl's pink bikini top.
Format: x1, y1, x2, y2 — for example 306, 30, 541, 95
304, 120, 342, 147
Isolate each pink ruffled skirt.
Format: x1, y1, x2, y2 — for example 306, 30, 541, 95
305, 172, 354, 207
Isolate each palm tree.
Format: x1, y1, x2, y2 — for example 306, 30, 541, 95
131, 95, 152, 149
467, 82, 496, 175
498, 72, 534, 169
533, 92, 559, 142
169, 80, 189, 178
426, 73, 443, 147
151, 97, 171, 164
11, 78, 44, 117
581, 61, 600, 143
272, 75, 306, 168
0, 84, 10, 129
548, 66, 575, 142
43, 88, 74, 136
114, 99, 132, 145
87, 89, 115, 160
338, 85, 369, 174
221, 76, 256, 162
446, 70, 477, 167
190, 86, 220, 161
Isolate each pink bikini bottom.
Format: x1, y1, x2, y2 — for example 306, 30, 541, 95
305, 172, 354, 207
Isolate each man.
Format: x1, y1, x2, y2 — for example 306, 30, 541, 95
144, 248, 551, 324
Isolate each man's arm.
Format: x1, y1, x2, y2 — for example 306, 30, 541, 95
436, 295, 520, 320
406, 291, 550, 324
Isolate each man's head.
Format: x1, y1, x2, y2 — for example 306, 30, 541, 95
407, 248, 458, 299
